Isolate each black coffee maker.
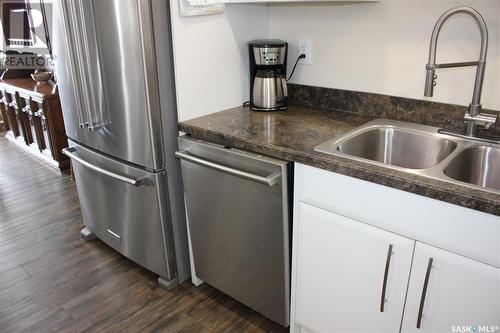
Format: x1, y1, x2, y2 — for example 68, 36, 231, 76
249, 40, 288, 111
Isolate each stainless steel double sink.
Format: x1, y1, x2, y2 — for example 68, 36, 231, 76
315, 119, 500, 193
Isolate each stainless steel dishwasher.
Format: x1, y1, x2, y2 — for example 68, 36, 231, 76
176, 136, 291, 327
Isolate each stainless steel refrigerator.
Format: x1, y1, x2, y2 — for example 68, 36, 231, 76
52, 0, 190, 289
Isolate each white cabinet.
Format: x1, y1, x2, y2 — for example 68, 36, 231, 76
401, 242, 500, 333
291, 163, 500, 333
293, 202, 414, 333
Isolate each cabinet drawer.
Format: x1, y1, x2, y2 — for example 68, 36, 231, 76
297, 164, 500, 268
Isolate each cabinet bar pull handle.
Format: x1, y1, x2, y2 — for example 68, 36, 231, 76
416, 257, 433, 328
380, 244, 393, 312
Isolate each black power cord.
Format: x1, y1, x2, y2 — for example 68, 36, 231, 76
286, 53, 306, 81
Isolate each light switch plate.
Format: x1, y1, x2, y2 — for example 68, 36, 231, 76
298, 40, 312, 65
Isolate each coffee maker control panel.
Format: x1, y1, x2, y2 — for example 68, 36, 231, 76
253, 47, 286, 66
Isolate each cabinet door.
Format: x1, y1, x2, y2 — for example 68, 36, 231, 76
28, 99, 46, 153
9, 93, 24, 140
15, 95, 30, 143
34, 101, 54, 159
293, 202, 415, 333
1, 90, 18, 137
0, 92, 10, 133
401, 242, 500, 333
402, 242, 500, 332
19, 97, 39, 150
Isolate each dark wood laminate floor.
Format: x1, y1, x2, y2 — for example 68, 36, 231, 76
0, 135, 287, 333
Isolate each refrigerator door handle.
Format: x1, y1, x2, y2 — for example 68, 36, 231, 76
59, 0, 89, 129
137, 0, 163, 165
71, 0, 105, 132
66, 1, 95, 129
175, 151, 281, 186
63, 148, 144, 186
78, 0, 107, 132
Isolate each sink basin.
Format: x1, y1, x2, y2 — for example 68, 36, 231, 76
444, 146, 500, 191
315, 119, 500, 194
316, 123, 458, 170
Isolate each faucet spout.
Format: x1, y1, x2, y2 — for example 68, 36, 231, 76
427, 6, 488, 72
424, 6, 493, 136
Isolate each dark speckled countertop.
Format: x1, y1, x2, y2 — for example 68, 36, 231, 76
179, 105, 500, 216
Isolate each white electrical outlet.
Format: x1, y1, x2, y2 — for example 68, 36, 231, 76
298, 40, 312, 65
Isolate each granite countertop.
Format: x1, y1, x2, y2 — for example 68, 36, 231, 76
179, 105, 500, 216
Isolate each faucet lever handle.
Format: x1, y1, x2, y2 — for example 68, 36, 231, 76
464, 112, 498, 130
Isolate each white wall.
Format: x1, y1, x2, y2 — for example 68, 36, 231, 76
268, 0, 500, 110
170, 2, 268, 121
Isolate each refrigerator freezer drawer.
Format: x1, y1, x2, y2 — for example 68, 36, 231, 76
178, 136, 291, 327
66, 140, 175, 280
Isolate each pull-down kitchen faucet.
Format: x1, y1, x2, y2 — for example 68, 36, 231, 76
424, 6, 497, 136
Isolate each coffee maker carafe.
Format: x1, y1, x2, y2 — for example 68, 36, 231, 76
249, 40, 288, 111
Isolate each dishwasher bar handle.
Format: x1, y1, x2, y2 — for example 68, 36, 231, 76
175, 151, 281, 186
63, 148, 144, 187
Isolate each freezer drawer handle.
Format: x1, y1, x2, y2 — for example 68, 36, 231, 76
63, 148, 144, 187
175, 151, 281, 186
